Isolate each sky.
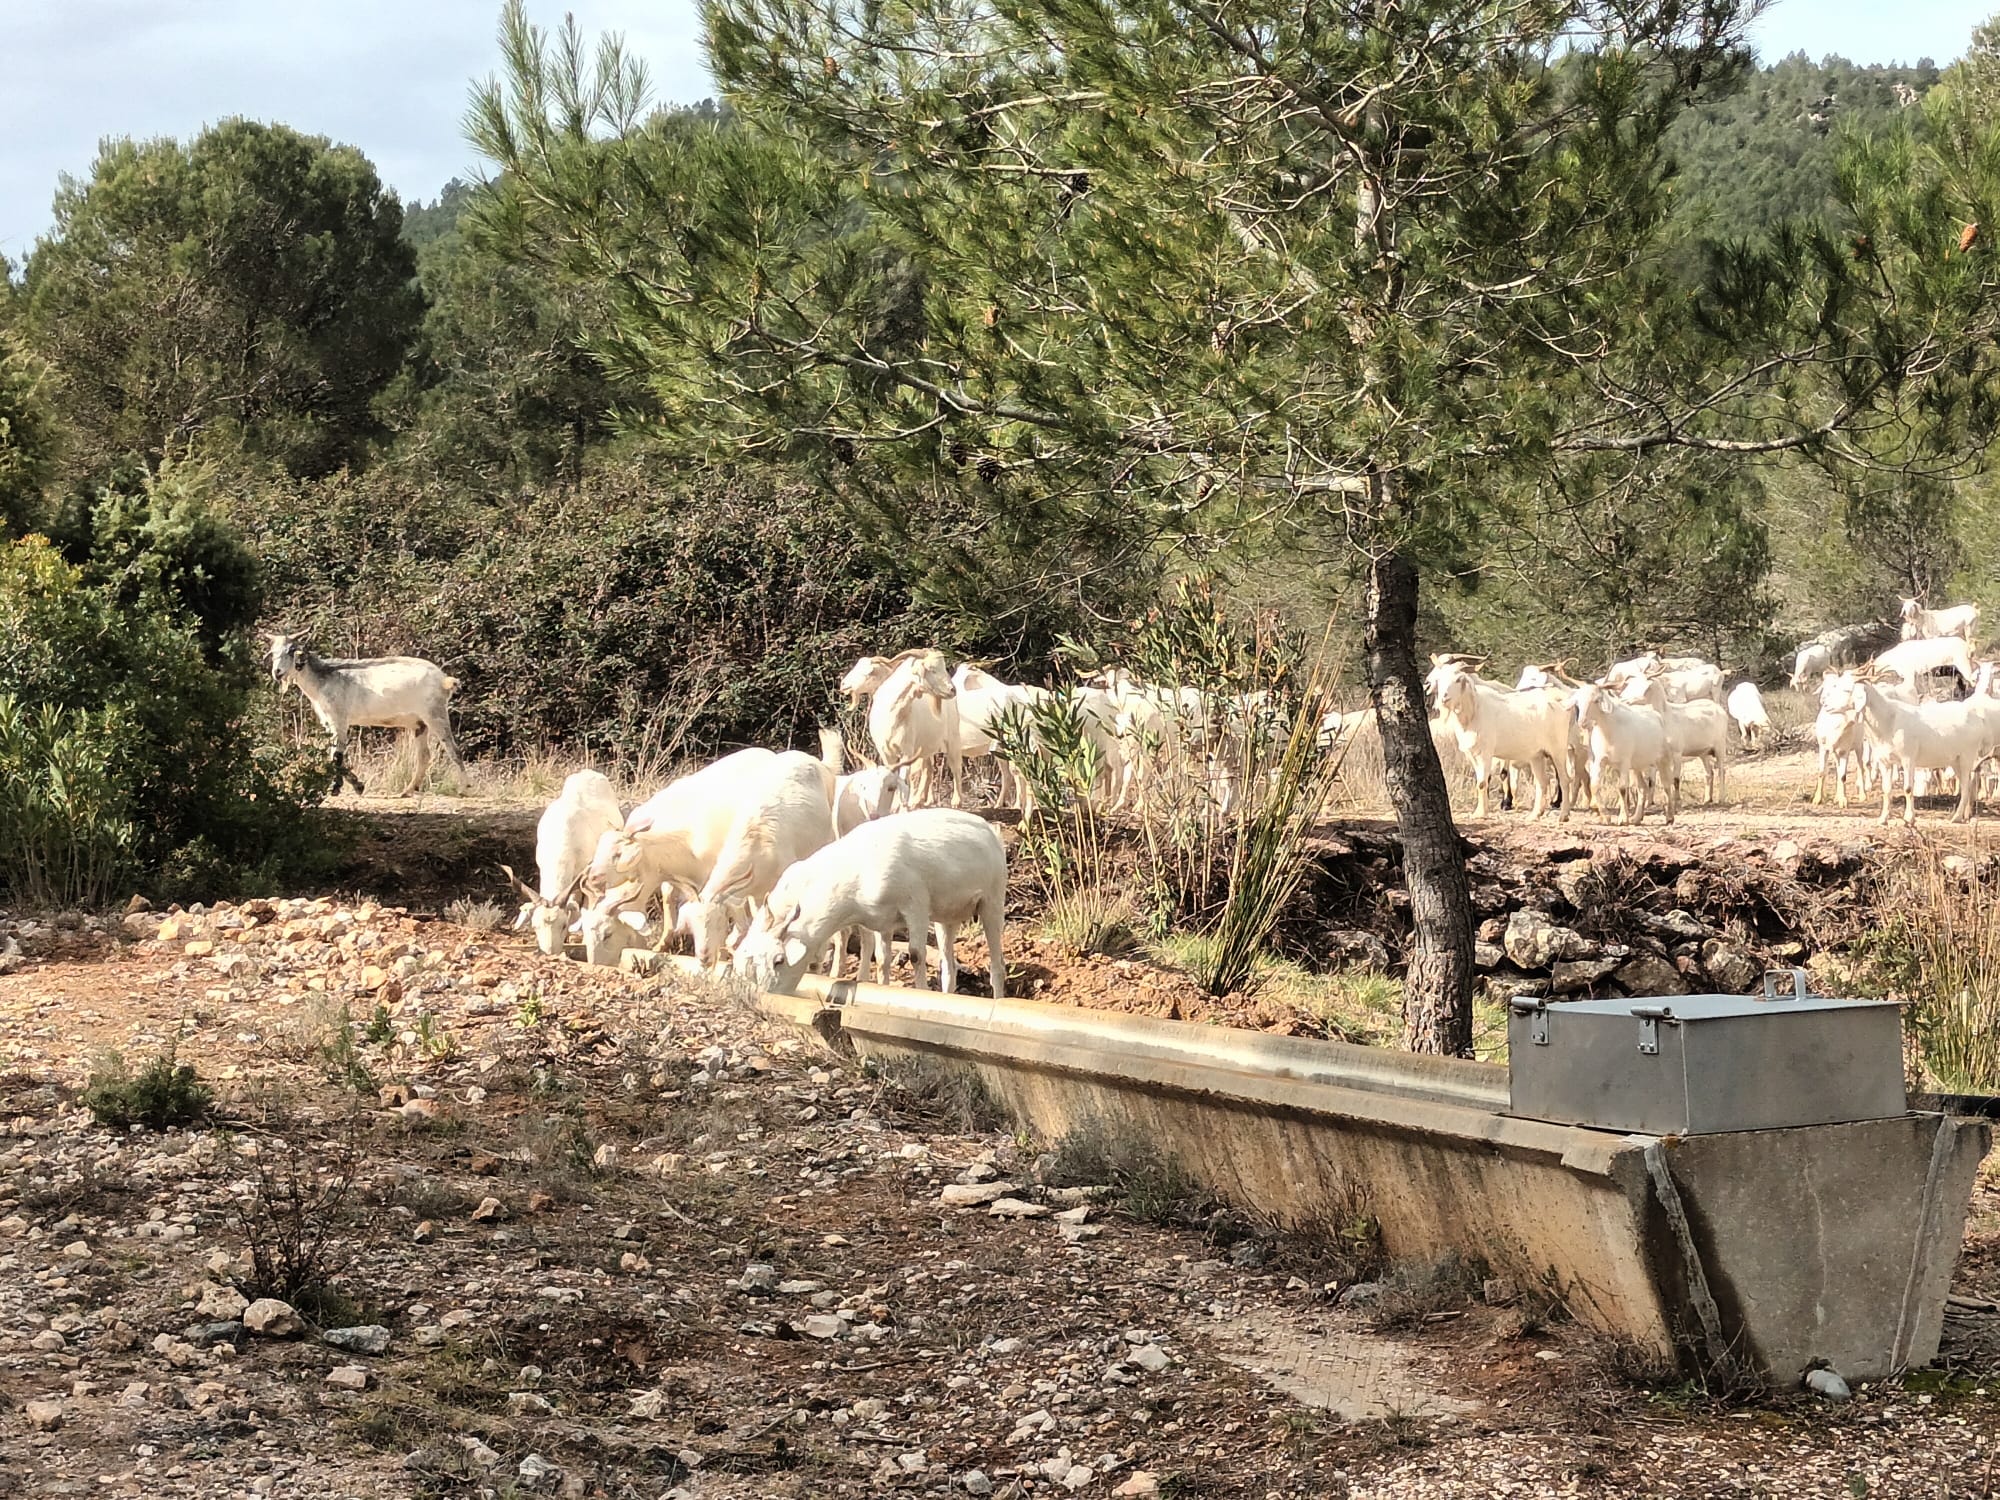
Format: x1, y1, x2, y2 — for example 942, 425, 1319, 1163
1, 0, 1992, 263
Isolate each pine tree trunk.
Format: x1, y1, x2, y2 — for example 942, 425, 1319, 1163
1363, 549, 1475, 1056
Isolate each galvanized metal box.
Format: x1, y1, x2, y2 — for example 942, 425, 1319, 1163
1507, 973, 1906, 1135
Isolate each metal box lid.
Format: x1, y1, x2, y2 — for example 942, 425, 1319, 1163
1507, 971, 1907, 1136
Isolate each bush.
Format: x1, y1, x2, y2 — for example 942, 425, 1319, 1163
228, 455, 1103, 763
0, 696, 133, 907
0, 502, 321, 904
82, 1046, 214, 1131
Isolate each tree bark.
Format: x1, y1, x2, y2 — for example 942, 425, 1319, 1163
1363, 548, 1476, 1056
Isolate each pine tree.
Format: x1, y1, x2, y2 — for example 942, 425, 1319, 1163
471, 0, 2000, 1052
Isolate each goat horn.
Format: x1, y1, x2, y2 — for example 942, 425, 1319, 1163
498, 864, 541, 903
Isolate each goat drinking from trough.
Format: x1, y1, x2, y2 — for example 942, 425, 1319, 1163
266, 632, 462, 796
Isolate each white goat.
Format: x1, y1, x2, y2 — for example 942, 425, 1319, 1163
502, 770, 623, 955
1833, 668, 1995, 824
587, 747, 780, 924
266, 632, 461, 795
1874, 635, 1977, 692
578, 904, 653, 968
1569, 682, 1676, 825
735, 809, 1008, 998
866, 652, 962, 807
1725, 682, 1772, 750
1429, 665, 1571, 818
1900, 597, 1981, 645
951, 665, 1049, 810
1812, 669, 1912, 806
677, 752, 838, 969
1604, 651, 1725, 706
1621, 672, 1730, 805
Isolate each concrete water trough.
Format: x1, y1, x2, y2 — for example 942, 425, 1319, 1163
751, 973, 1989, 1384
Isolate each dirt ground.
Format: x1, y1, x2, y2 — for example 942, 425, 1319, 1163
3, 880, 2000, 1499
8, 720, 2000, 1498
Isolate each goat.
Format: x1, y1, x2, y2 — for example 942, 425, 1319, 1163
1834, 667, 1995, 824
677, 752, 838, 969
266, 632, 461, 795
1725, 682, 1772, 751
1568, 682, 1676, 825
502, 770, 623, 955
1604, 650, 1724, 706
735, 809, 1007, 998
1872, 635, 1977, 694
951, 665, 1049, 811
1429, 662, 1570, 818
1900, 597, 1981, 645
588, 747, 780, 925
866, 651, 962, 807
1621, 671, 1729, 805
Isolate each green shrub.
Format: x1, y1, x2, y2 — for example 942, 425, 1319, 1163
0, 495, 321, 903
227, 455, 1101, 762
82, 1046, 214, 1131
0, 696, 134, 907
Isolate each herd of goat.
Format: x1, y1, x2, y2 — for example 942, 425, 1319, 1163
257, 594, 1992, 993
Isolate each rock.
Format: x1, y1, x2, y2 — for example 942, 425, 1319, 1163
1805, 1367, 1851, 1400
1550, 956, 1619, 994
850, 1397, 887, 1421
470, 1196, 506, 1222
1060, 1465, 1096, 1491
1326, 929, 1394, 972
799, 1314, 844, 1339
196, 1283, 249, 1321
1472, 942, 1506, 971
186, 1321, 246, 1349
740, 1263, 780, 1293
1701, 940, 1761, 994
1614, 953, 1688, 998
29, 1330, 66, 1352
940, 1181, 1014, 1207
959, 1162, 998, 1184
1113, 1475, 1161, 1498
324, 1366, 370, 1391
508, 1391, 554, 1415
61, 1240, 91, 1261
1337, 1281, 1386, 1308
1503, 909, 1586, 971
1771, 839, 1804, 868
988, 1198, 1050, 1219
1554, 861, 1608, 911
1130, 1342, 1171, 1372
23, 1400, 62, 1432
413, 1220, 435, 1244
323, 1324, 392, 1356
463, 1438, 503, 1469
963, 1471, 995, 1496
243, 1299, 303, 1338
518, 1454, 563, 1490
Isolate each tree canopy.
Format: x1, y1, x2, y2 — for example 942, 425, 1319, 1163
468, 0, 2000, 1050
21, 119, 423, 480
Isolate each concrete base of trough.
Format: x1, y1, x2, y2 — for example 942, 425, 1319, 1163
758, 974, 1987, 1383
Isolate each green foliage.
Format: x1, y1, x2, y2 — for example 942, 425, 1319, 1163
231, 455, 1015, 759
22, 119, 421, 478
82, 1045, 214, 1132
1664, 54, 1941, 257
0, 511, 318, 903
0, 333, 58, 538
0, 696, 134, 909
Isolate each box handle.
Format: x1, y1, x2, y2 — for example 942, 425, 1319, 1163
1509, 996, 1550, 1046
1761, 967, 1812, 1001
1631, 1004, 1678, 1056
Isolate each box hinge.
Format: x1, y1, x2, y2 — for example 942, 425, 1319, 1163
1631, 1004, 1678, 1056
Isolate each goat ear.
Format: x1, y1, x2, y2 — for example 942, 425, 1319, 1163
512, 904, 532, 930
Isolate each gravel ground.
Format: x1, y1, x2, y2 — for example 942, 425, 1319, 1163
2, 898, 1999, 1498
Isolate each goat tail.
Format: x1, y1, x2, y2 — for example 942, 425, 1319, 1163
442, 674, 461, 696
